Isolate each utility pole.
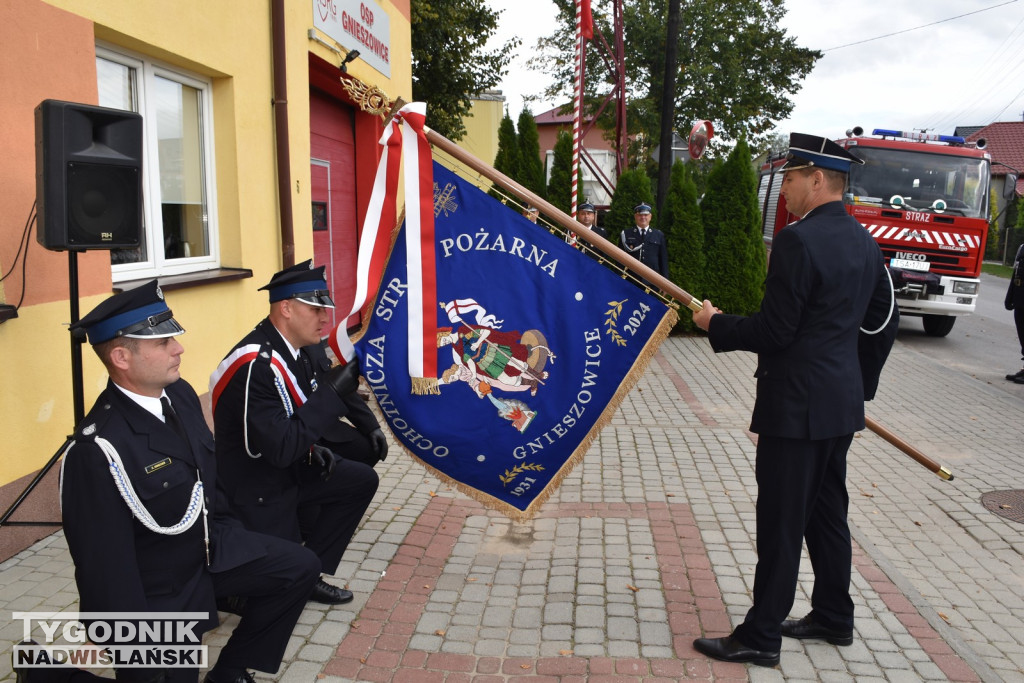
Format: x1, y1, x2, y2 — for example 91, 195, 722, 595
656, 0, 682, 214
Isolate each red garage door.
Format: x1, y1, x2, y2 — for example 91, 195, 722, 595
310, 91, 358, 330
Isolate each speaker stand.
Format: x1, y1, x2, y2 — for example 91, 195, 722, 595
0, 250, 85, 528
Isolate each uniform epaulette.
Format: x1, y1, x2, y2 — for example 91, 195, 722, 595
73, 402, 115, 443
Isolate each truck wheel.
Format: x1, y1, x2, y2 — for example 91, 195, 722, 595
922, 315, 956, 337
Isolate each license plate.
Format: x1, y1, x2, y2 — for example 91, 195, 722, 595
890, 258, 930, 272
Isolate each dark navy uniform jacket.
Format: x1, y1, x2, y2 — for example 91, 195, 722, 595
619, 226, 669, 278
1006, 243, 1024, 309
60, 379, 266, 636
708, 201, 897, 439
213, 318, 379, 541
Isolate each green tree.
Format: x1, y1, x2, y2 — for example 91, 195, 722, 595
605, 169, 654, 244
516, 108, 546, 199
490, 111, 522, 202
661, 161, 704, 332
546, 129, 575, 214
702, 139, 765, 315
987, 189, 1001, 261
530, 0, 819, 159
411, 0, 518, 141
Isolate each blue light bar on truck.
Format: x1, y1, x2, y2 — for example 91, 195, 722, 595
872, 129, 966, 144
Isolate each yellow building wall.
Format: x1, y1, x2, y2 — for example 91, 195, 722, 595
0, 0, 411, 556
434, 95, 506, 191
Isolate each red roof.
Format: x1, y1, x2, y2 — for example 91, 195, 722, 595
964, 122, 1024, 195
534, 104, 589, 125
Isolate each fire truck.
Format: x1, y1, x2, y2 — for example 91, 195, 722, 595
758, 127, 1016, 337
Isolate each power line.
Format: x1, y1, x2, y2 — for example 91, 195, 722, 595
923, 15, 1024, 131
822, 0, 1019, 52
989, 80, 1024, 121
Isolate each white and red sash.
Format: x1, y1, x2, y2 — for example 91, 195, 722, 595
209, 344, 307, 416
328, 102, 437, 394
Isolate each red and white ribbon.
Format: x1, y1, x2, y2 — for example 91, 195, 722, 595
328, 102, 437, 387
399, 104, 438, 382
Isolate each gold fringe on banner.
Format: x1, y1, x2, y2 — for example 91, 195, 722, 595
410, 377, 441, 396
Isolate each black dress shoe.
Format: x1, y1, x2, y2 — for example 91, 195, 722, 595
309, 577, 354, 604
693, 635, 779, 667
1006, 369, 1024, 381
781, 613, 854, 646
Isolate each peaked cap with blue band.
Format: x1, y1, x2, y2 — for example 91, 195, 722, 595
259, 259, 335, 308
634, 203, 652, 214
781, 132, 864, 173
70, 280, 185, 345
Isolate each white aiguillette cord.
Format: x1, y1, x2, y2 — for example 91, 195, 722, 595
60, 437, 210, 564
861, 267, 895, 335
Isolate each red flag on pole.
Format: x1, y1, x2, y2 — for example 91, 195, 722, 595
580, 0, 593, 39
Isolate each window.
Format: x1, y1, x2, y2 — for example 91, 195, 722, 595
96, 44, 219, 280
312, 202, 329, 231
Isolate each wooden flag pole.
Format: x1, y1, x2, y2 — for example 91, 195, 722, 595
426, 125, 953, 482
865, 416, 954, 480
425, 127, 703, 313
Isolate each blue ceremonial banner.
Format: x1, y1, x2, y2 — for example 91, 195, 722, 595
353, 162, 678, 519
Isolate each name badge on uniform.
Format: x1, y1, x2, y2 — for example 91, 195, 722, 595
145, 458, 172, 474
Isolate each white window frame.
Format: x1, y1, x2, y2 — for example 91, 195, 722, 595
96, 43, 220, 281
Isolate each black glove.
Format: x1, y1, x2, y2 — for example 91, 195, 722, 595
309, 444, 338, 481
326, 358, 360, 397
368, 428, 389, 462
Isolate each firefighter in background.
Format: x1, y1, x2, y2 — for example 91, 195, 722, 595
565, 201, 607, 250
1005, 242, 1024, 383
576, 202, 607, 239
619, 203, 668, 285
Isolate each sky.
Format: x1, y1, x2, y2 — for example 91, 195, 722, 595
484, 0, 1024, 140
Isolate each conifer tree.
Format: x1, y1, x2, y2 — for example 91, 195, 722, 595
546, 130, 575, 214
702, 139, 766, 315
516, 108, 546, 199
986, 189, 1001, 261
1011, 195, 1024, 264
606, 170, 655, 245
490, 111, 521, 203
661, 161, 704, 332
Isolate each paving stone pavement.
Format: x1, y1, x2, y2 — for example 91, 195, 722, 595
2, 334, 1023, 681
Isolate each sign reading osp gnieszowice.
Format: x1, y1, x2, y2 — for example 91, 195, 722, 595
313, 0, 391, 78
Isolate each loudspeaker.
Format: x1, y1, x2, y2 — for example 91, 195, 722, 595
35, 99, 143, 251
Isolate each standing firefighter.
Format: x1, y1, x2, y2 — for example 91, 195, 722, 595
1005, 242, 1024, 383
619, 203, 668, 285
691, 133, 898, 667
